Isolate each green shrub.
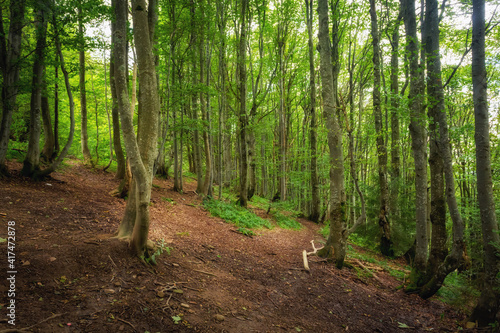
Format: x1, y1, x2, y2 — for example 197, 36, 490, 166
203, 199, 272, 229
272, 211, 302, 230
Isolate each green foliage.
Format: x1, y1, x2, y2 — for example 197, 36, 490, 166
142, 239, 172, 265
271, 211, 302, 230
436, 271, 480, 311
203, 199, 272, 229
236, 227, 256, 237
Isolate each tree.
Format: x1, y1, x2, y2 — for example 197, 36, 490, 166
469, 0, 500, 325
22, 0, 49, 178
79, 4, 93, 166
109, 0, 126, 180
237, 0, 249, 207
305, 0, 320, 223
418, 0, 466, 299
401, 0, 428, 285
316, 0, 347, 268
369, 0, 392, 256
114, 0, 160, 256
0, 0, 26, 176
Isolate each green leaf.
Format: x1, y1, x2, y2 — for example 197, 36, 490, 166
172, 316, 182, 324
398, 322, 410, 328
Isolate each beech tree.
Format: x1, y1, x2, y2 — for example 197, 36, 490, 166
469, 0, 500, 325
0, 0, 26, 176
114, 0, 160, 256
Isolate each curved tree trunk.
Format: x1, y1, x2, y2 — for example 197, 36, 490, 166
114, 0, 159, 257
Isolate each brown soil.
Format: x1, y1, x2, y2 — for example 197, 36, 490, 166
0, 160, 467, 333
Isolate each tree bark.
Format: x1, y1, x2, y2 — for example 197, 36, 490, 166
114, 0, 159, 257
0, 0, 26, 176
237, 0, 249, 207
22, 0, 48, 178
370, 0, 392, 256
306, 0, 320, 223
79, 5, 93, 166
316, 0, 347, 269
418, 0, 466, 300
109, 1, 126, 179
469, 0, 500, 325
401, 0, 428, 283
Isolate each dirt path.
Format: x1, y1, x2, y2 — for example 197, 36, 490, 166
0, 161, 466, 332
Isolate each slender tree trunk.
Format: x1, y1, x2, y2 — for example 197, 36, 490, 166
22, 0, 47, 178
389, 11, 401, 218
30, 9, 76, 179
317, 0, 346, 268
79, 5, 93, 166
469, 0, 500, 325
0, 0, 26, 176
54, 56, 60, 154
401, 0, 428, 283
423, 0, 447, 287
370, 0, 392, 256
41, 94, 55, 161
237, 0, 249, 207
103, 54, 114, 171
306, 0, 320, 223
418, 0, 466, 299
109, 1, 126, 179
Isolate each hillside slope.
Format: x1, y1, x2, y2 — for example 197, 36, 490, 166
0, 160, 465, 332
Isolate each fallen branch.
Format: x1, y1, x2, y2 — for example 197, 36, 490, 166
193, 269, 217, 277
0, 313, 66, 333
354, 259, 384, 285
302, 240, 325, 272
116, 317, 136, 331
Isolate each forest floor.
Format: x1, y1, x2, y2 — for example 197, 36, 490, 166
0, 159, 471, 333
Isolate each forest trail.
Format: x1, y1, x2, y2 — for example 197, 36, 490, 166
0, 160, 466, 333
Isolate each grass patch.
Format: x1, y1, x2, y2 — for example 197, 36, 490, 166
272, 211, 302, 230
346, 244, 409, 281
203, 199, 272, 230
436, 271, 480, 311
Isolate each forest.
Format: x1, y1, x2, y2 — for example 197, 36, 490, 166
1, 0, 500, 330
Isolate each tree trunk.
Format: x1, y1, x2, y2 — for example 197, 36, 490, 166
0, 0, 26, 176
237, 0, 249, 207
79, 5, 93, 166
22, 0, 47, 178
316, 0, 346, 269
469, 0, 500, 325
423, 0, 447, 287
370, 0, 392, 256
389, 11, 401, 218
306, 0, 320, 223
418, 0, 466, 300
41, 94, 55, 162
114, 0, 159, 257
401, 0, 428, 284
54, 55, 60, 154
109, 0, 126, 180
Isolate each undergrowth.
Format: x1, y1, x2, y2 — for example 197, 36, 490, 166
271, 211, 302, 230
203, 199, 272, 229
436, 271, 480, 312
